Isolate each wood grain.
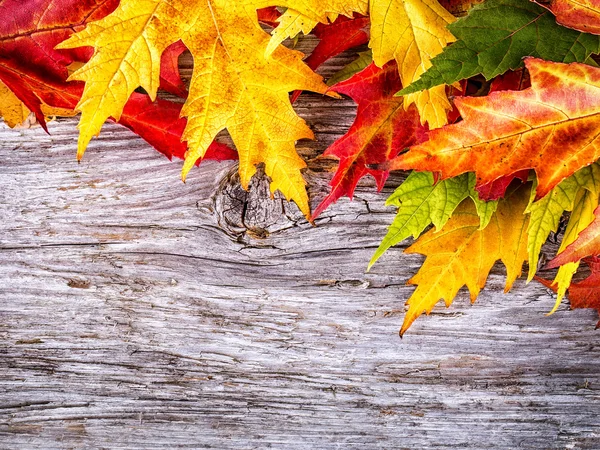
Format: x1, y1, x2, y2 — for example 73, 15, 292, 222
1, 40, 600, 449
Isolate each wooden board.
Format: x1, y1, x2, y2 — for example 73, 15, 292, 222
1, 46, 600, 449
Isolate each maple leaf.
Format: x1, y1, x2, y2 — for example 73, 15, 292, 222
119, 94, 237, 164
369, 171, 498, 269
534, 0, 600, 35
302, 15, 369, 73
0, 80, 30, 127
265, 1, 368, 57
369, 0, 457, 128
537, 257, 600, 327
549, 188, 599, 311
287, 14, 369, 103
312, 62, 427, 219
385, 58, 600, 201
0, 0, 225, 165
526, 163, 600, 282
0, 0, 119, 129
399, 0, 600, 96
547, 205, 600, 268
471, 69, 531, 202
400, 182, 530, 335
56, 0, 341, 218
159, 41, 189, 98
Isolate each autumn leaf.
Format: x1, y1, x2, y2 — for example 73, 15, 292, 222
472, 70, 531, 202
547, 205, 600, 268
537, 257, 600, 327
119, 94, 237, 164
534, 0, 600, 35
56, 0, 345, 218
265, 1, 368, 56
399, 0, 600, 96
0, 0, 119, 129
370, 0, 457, 128
526, 163, 600, 282
291, 14, 369, 102
369, 171, 498, 269
0, 80, 31, 127
0, 0, 222, 165
159, 41, 189, 98
549, 188, 599, 312
400, 182, 530, 335
312, 62, 427, 219
385, 58, 600, 201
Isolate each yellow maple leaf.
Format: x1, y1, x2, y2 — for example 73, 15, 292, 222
400, 183, 530, 335
369, 0, 456, 128
56, 0, 337, 218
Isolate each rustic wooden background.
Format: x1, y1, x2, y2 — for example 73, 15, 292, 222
1, 41, 600, 449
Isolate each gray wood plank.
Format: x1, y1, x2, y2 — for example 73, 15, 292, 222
1, 42, 599, 450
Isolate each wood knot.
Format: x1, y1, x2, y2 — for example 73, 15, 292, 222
213, 165, 303, 240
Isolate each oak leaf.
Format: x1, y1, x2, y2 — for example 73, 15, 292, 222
400, 182, 530, 335
399, 0, 600, 96
385, 58, 600, 200
56, 0, 339, 218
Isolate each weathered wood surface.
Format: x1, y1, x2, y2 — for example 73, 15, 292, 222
1, 45, 600, 449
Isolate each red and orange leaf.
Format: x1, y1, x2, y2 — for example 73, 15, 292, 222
534, 0, 600, 35
312, 62, 427, 218
547, 205, 600, 268
385, 58, 600, 200
537, 257, 600, 327
0, 0, 118, 128
473, 70, 531, 201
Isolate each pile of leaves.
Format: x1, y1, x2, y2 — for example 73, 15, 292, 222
3, 0, 600, 335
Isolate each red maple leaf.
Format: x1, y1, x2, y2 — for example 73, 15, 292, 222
312, 62, 427, 219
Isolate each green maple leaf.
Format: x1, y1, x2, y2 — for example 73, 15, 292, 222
369, 172, 497, 269
526, 163, 600, 281
399, 0, 600, 95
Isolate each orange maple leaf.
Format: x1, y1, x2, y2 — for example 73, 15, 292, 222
384, 58, 600, 200
534, 0, 600, 35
